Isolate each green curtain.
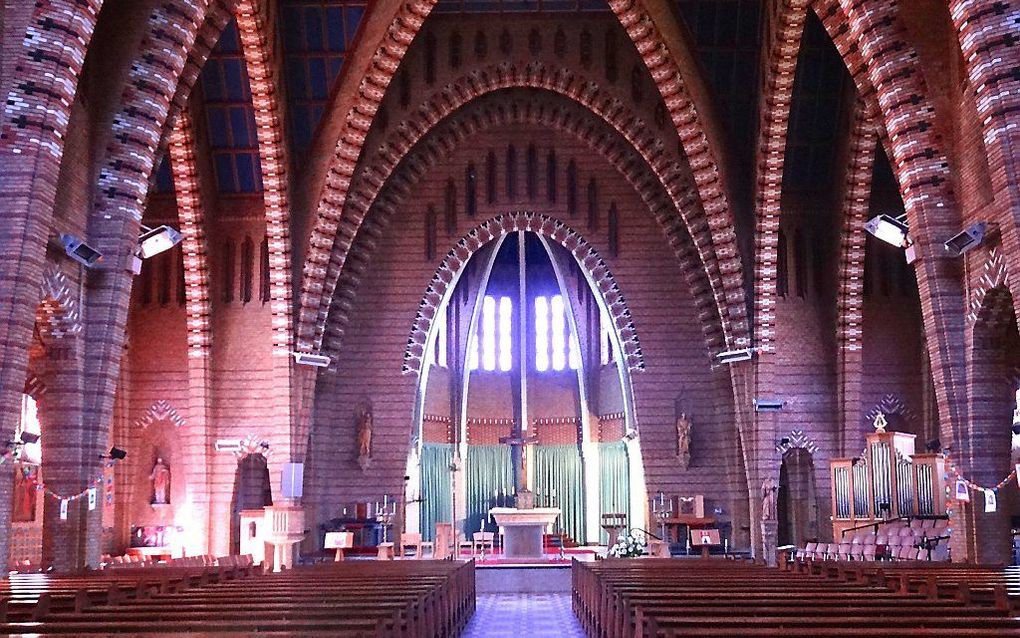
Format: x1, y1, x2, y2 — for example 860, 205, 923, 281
419, 443, 453, 542
533, 444, 586, 544
466, 445, 514, 535
599, 441, 631, 544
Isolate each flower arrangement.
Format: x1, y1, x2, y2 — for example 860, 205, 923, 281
608, 531, 646, 558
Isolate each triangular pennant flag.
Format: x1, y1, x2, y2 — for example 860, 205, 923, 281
60, 498, 68, 521
87, 487, 97, 511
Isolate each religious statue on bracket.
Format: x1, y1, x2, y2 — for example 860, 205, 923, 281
760, 476, 778, 522
356, 401, 373, 471
675, 410, 692, 470
13, 464, 39, 522
149, 457, 171, 505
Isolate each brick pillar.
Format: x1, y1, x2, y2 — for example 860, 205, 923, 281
38, 337, 87, 570
0, 0, 104, 569
965, 321, 1014, 564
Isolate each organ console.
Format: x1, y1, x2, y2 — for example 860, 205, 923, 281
829, 415, 946, 538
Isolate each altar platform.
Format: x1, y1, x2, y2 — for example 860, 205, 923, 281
473, 549, 596, 593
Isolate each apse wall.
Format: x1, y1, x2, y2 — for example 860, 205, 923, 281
306, 114, 743, 542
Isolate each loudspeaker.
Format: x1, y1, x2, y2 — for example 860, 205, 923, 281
281, 462, 304, 499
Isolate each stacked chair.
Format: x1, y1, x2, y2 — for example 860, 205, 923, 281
796, 518, 950, 562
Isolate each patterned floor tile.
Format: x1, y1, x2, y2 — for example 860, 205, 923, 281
463, 594, 585, 637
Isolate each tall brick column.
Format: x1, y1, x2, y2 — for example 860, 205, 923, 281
0, 0, 105, 565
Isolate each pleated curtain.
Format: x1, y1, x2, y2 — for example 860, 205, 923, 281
465, 445, 514, 535
599, 441, 631, 544
419, 443, 453, 541
533, 444, 586, 544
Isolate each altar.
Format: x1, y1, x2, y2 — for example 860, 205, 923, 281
489, 507, 560, 558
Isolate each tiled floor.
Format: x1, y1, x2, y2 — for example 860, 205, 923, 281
462, 593, 586, 637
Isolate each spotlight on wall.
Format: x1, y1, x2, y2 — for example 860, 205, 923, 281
753, 398, 784, 412
138, 225, 183, 259
925, 438, 942, 453
59, 233, 103, 268
864, 214, 911, 248
108, 447, 127, 460
292, 351, 332, 368
715, 348, 754, 365
19, 432, 40, 445
944, 222, 988, 257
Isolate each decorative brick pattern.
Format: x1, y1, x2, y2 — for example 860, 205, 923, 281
131, 400, 187, 430
753, 0, 811, 355
307, 62, 731, 360
835, 102, 879, 454
320, 92, 725, 361
775, 429, 819, 455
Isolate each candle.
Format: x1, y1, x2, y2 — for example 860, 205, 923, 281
384, 494, 388, 508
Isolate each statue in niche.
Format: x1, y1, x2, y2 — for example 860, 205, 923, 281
675, 412, 692, 469
150, 457, 171, 505
760, 477, 779, 522
356, 402, 373, 471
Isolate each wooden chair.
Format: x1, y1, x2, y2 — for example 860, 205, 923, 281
399, 532, 433, 558
433, 523, 454, 560
472, 532, 495, 557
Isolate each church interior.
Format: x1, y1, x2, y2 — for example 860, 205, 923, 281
2, 0, 1020, 634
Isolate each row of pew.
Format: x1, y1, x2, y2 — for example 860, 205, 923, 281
573, 557, 1020, 636
1, 559, 474, 636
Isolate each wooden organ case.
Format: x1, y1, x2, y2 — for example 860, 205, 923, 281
830, 425, 946, 538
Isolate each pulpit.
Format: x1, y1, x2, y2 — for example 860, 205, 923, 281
490, 507, 560, 558
263, 503, 305, 572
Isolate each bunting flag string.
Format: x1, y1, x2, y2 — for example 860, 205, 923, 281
943, 454, 1017, 496
4, 453, 119, 504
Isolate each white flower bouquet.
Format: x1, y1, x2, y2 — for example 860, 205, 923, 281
607, 531, 646, 558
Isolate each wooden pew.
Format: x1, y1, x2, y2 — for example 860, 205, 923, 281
573, 558, 1020, 637
0, 558, 474, 637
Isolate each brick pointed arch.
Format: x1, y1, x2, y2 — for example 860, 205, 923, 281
753, 0, 811, 354
298, 0, 749, 364
402, 212, 644, 375
811, 0, 968, 443
318, 91, 725, 360
301, 62, 742, 362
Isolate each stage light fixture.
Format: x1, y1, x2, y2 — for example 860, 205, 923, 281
753, 398, 784, 412
864, 214, 911, 248
944, 222, 988, 257
1012, 424, 1020, 436
778, 437, 791, 447
215, 439, 242, 452
59, 233, 103, 268
108, 447, 127, 460
715, 348, 754, 365
292, 351, 332, 368
925, 438, 942, 453
19, 432, 40, 445
138, 225, 183, 259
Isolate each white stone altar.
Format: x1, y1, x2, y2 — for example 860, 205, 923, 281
490, 507, 560, 558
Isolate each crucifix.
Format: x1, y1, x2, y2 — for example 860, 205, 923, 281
503, 231, 536, 498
